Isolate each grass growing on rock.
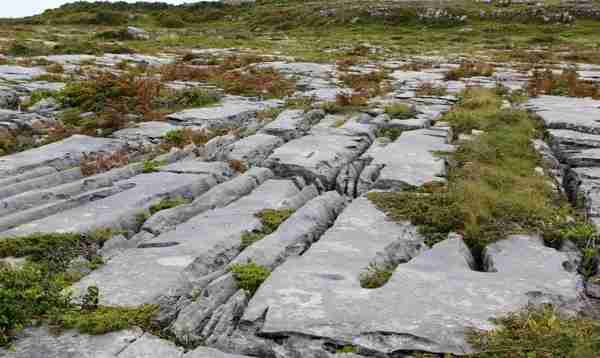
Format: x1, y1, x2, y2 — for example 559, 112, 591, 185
368, 88, 577, 259
51, 303, 158, 335
240, 208, 295, 249
445, 62, 494, 80
360, 263, 395, 289
0, 231, 113, 346
384, 103, 417, 119
229, 262, 271, 296
148, 197, 190, 216
468, 305, 600, 357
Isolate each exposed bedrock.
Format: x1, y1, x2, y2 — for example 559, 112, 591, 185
228, 198, 581, 356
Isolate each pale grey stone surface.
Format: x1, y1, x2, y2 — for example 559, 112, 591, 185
118, 333, 183, 358
142, 167, 274, 235
167, 97, 282, 129
527, 95, 600, 134
184, 346, 252, 358
1, 172, 214, 237
220, 133, 284, 166
261, 109, 317, 141
265, 128, 372, 189
364, 128, 454, 191
71, 179, 300, 307
112, 121, 178, 142
243, 199, 581, 354
0, 65, 46, 81
231, 191, 346, 269
0, 135, 127, 177
0, 326, 143, 358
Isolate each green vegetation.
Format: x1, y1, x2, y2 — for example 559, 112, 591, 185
148, 197, 190, 216
142, 159, 163, 173
468, 306, 600, 357
360, 263, 395, 289
167, 88, 221, 108
52, 303, 158, 335
384, 103, 417, 119
0, 231, 113, 346
1, 1, 599, 65
229, 262, 271, 296
27, 90, 54, 107
376, 127, 404, 141
240, 208, 295, 249
368, 88, 584, 262
336, 345, 357, 353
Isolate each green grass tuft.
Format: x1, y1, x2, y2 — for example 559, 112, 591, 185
240, 209, 295, 249
468, 306, 600, 358
229, 262, 271, 296
148, 197, 190, 216
52, 304, 158, 335
384, 103, 417, 119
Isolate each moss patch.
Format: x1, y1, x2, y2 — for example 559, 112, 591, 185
384, 103, 417, 119
359, 263, 395, 289
229, 262, 271, 296
148, 197, 190, 216
240, 208, 295, 249
52, 304, 158, 335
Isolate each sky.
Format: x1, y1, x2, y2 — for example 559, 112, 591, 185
3, 0, 203, 18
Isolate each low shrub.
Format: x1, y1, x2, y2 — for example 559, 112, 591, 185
80, 149, 129, 176
339, 69, 389, 97
527, 68, 600, 99
0, 231, 112, 346
228, 159, 248, 174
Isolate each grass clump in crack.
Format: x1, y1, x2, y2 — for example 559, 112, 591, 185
368, 88, 579, 261
229, 262, 271, 296
240, 208, 295, 249
468, 305, 600, 358
50, 285, 158, 336
360, 263, 395, 289
384, 103, 417, 120
148, 197, 190, 216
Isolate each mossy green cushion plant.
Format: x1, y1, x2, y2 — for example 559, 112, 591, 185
229, 262, 271, 296
359, 263, 395, 289
240, 208, 295, 249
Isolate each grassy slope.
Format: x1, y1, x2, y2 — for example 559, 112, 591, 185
0, 0, 598, 63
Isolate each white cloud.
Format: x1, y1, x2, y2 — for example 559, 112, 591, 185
2, 0, 208, 19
